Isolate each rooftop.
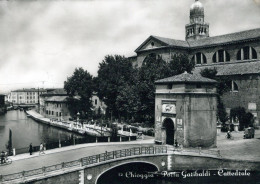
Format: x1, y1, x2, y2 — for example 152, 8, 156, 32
12, 88, 47, 92
41, 88, 67, 96
155, 71, 217, 84
45, 96, 68, 102
194, 60, 260, 76
136, 28, 260, 52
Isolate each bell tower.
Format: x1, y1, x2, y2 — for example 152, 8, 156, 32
185, 0, 209, 41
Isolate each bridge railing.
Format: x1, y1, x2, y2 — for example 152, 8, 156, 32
0, 146, 167, 183
167, 146, 221, 157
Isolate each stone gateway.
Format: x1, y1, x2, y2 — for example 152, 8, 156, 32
154, 72, 217, 148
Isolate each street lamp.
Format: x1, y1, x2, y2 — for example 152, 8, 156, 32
77, 112, 80, 129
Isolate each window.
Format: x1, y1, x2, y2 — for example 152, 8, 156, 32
192, 52, 207, 64
95, 99, 98, 105
196, 84, 202, 88
227, 81, 239, 92
167, 84, 172, 89
213, 50, 230, 63
237, 46, 257, 60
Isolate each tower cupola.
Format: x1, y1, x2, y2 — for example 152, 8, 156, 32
185, 0, 209, 41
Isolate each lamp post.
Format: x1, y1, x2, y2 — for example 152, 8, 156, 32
77, 112, 80, 129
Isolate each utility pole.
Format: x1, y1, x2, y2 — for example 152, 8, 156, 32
38, 87, 40, 113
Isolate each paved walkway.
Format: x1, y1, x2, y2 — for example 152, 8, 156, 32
211, 129, 260, 161
0, 138, 154, 175
0, 130, 259, 176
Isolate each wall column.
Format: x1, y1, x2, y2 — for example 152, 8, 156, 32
241, 48, 244, 60
216, 51, 219, 63
249, 47, 252, 59
223, 50, 226, 62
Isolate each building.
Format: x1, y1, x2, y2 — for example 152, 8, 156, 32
132, 0, 260, 125
9, 88, 47, 105
92, 92, 107, 115
44, 96, 72, 121
40, 89, 107, 120
39, 88, 67, 115
154, 72, 217, 147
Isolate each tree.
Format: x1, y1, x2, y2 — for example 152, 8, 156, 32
168, 54, 195, 75
200, 68, 229, 124
96, 55, 135, 120
200, 68, 231, 95
230, 107, 254, 130
134, 55, 172, 125
96, 53, 195, 125
64, 67, 94, 119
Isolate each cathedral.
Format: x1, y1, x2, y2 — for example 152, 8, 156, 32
131, 0, 260, 126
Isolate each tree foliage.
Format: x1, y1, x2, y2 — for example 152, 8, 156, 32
200, 68, 229, 123
168, 54, 195, 75
96, 55, 135, 120
64, 67, 94, 119
230, 107, 254, 130
96, 53, 194, 125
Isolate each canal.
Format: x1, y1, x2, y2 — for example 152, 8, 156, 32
0, 110, 84, 152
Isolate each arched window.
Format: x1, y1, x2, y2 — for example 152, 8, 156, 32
213, 50, 230, 63
237, 46, 257, 60
192, 52, 207, 64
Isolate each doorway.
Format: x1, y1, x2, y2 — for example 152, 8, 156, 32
163, 118, 174, 145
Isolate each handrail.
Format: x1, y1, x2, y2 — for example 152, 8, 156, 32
0, 146, 167, 183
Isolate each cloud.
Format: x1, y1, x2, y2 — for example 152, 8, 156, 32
0, 0, 259, 92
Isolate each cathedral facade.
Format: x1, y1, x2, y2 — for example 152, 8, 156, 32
131, 0, 260, 126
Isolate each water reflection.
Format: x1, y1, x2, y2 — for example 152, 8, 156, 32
0, 110, 83, 151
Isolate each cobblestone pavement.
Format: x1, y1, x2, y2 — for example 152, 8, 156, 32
211, 129, 260, 161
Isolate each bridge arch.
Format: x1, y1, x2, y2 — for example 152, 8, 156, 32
95, 161, 159, 184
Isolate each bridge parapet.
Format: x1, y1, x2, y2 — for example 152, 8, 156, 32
0, 146, 168, 184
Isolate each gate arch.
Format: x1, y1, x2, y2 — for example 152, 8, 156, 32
162, 118, 175, 145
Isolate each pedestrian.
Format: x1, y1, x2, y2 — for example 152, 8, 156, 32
29, 143, 33, 155
39, 143, 45, 155
43, 143, 46, 151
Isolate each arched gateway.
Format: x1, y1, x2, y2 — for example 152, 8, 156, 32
154, 72, 217, 148
162, 118, 174, 145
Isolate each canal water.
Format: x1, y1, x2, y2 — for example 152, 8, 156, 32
0, 110, 84, 152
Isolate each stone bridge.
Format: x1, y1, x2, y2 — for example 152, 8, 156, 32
1, 146, 259, 184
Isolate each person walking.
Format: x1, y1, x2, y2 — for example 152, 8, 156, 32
29, 143, 33, 155
39, 143, 45, 155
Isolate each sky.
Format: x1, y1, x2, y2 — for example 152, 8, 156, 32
0, 0, 259, 93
